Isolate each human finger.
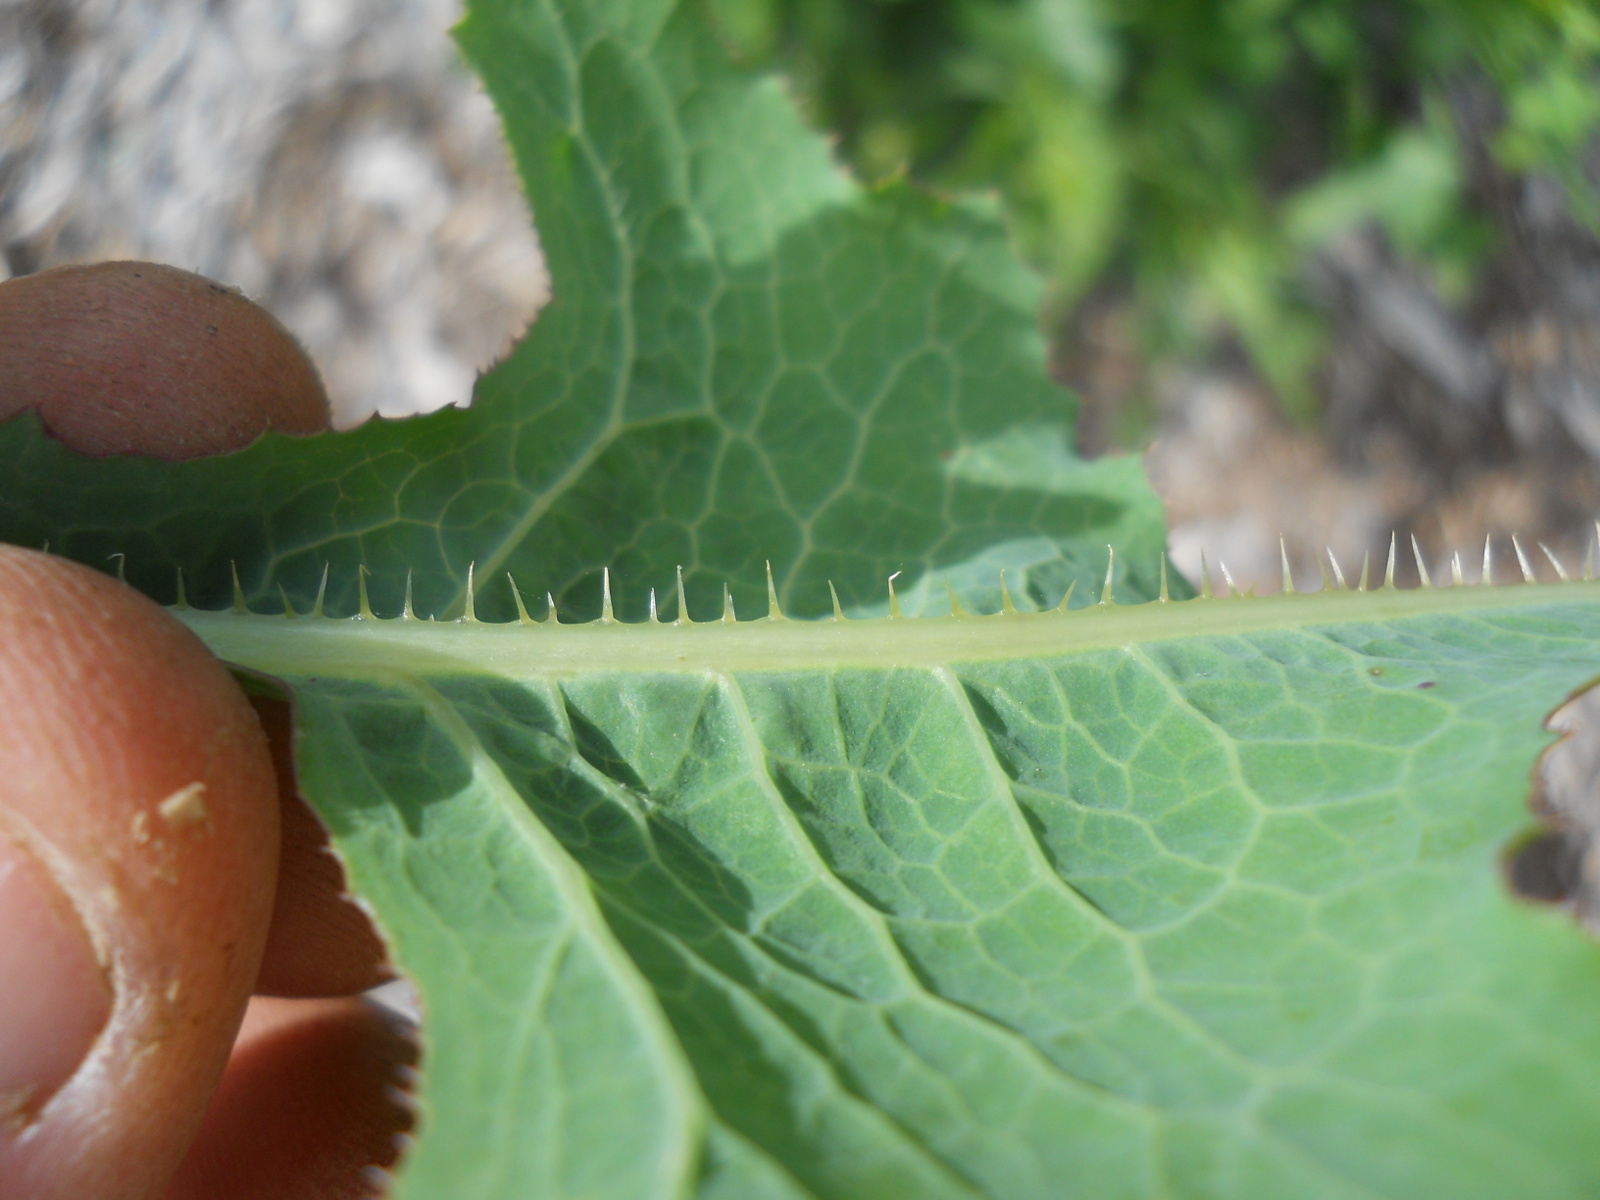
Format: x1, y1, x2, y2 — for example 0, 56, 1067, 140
0, 547, 280, 1200
0, 261, 327, 459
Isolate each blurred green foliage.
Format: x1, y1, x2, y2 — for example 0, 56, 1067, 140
709, 0, 1600, 423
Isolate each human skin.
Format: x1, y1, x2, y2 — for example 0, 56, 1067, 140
0, 262, 414, 1200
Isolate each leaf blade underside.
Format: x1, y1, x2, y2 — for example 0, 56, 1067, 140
191, 586, 1600, 1200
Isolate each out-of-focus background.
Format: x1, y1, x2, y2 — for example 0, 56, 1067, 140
0, 0, 545, 426
4, 0, 1600, 595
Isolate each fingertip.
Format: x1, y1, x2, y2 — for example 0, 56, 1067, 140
0, 261, 330, 460
0, 546, 280, 1199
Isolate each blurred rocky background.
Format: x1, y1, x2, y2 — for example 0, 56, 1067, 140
0, 0, 545, 428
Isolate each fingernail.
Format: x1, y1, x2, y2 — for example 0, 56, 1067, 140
0, 831, 110, 1130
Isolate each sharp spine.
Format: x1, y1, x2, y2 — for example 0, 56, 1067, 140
998, 570, 1016, 616
109, 552, 126, 584
356, 565, 373, 619
403, 570, 416, 620
1482, 534, 1494, 586
676, 566, 691, 625
232, 562, 249, 613
173, 568, 189, 609
1327, 548, 1348, 591
1100, 546, 1116, 606
1199, 550, 1212, 599
828, 581, 844, 621
1218, 559, 1241, 596
600, 567, 614, 623
1358, 549, 1371, 592
1450, 553, 1465, 587
766, 561, 784, 620
1512, 534, 1536, 583
722, 584, 737, 623
1056, 580, 1077, 612
889, 571, 906, 618
1539, 541, 1570, 581
1383, 533, 1397, 590
649, 588, 659, 623
279, 584, 297, 617
946, 578, 968, 617
463, 563, 479, 622
544, 592, 559, 624
313, 563, 330, 617
1158, 555, 1170, 602
1279, 536, 1294, 595
1410, 535, 1432, 588
508, 574, 533, 623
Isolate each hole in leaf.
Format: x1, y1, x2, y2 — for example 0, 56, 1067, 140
1508, 680, 1600, 925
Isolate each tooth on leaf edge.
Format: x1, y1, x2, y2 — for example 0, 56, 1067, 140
1539, 541, 1570, 582
997, 570, 1015, 616
1327, 548, 1348, 591
675, 566, 691, 626
1512, 534, 1536, 584
1410, 535, 1432, 588
946, 578, 968, 618
1100, 546, 1116, 607
1218, 559, 1241, 596
766, 562, 785, 621
464, 563, 479, 622
507, 574, 533, 623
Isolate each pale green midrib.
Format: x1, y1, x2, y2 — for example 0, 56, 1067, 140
176, 579, 1600, 679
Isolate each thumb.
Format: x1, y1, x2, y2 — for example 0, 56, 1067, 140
0, 546, 281, 1200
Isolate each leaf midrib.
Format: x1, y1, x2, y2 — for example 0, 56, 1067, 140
179, 579, 1600, 680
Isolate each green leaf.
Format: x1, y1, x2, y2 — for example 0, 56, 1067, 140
0, 0, 1168, 623
187, 582, 1600, 1199
6, 0, 1600, 1196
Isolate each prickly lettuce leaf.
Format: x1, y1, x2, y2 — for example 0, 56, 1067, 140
7, 0, 1600, 1197
190, 590, 1600, 1200
0, 0, 1168, 622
